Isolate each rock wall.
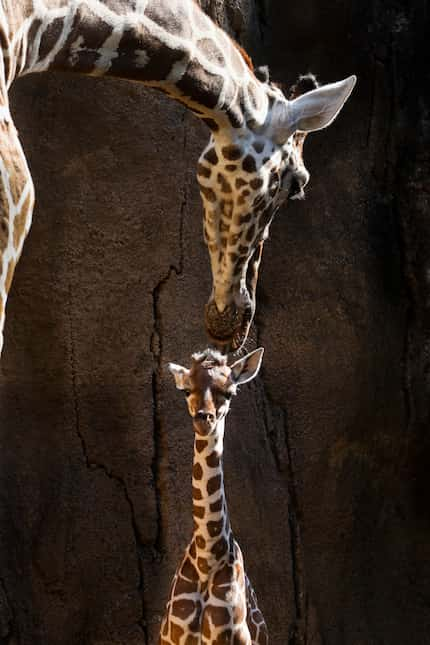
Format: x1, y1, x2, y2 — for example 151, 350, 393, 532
0, 1, 428, 644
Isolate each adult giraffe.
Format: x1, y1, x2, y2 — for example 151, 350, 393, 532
0, 0, 355, 353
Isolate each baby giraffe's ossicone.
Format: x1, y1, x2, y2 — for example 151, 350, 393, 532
159, 347, 268, 645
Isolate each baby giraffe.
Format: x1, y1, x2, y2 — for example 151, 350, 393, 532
161, 347, 268, 645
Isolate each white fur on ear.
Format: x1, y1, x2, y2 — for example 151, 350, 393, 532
273, 75, 357, 143
230, 348, 264, 385
168, 363, 190, 390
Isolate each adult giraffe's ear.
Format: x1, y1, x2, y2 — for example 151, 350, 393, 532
168, 363, 190, 390
230, 348, 264, 385
273, 75, 357, 143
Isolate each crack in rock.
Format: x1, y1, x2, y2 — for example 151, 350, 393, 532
67, 285, 150, 644
252, 378, 308, 644
149, 112, 188, 558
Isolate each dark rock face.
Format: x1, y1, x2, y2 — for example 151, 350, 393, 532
0, 1, 428, 644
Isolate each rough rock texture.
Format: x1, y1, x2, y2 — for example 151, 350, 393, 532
0, 1, 429, 644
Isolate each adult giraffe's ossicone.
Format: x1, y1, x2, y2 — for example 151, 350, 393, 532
0, 0, 356, 354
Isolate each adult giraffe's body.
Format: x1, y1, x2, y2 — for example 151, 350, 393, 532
166, 347, 267, 645
0, 0, 356, 353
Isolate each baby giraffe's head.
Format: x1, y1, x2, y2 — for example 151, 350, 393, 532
168, 347, 264, 436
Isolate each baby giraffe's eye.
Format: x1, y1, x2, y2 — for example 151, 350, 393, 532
184, 389, 191, 397
223, 391, 232, 400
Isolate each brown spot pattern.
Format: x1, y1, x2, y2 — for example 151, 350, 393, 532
250, 177, 263, 190
252, 141, 265, 153
13, 194, 31, 251
195, 440, 207, 453
0, 216, 8, 252
197, 163, 211, 179
172, 598, 195, 620
193, 504, 205, 519
202, 117, 219, 132
192, 486, 202, 500
204, 148, 219, 165
207, 519, 223, 537
246, 225, 256, 243
38, 17, 64, 61
242, 155, 257, 173
207, 474, 221, 495
228, 233, 240, 246
181, 558, 199, 581
196, 534, 206, 549
235, 177, 248, 189
197, 557, 209, 574
174, 575, 197, 596
193, 463, 203, 480
170, 621, 185, 644
212, 584, 230, 602
222, 145, 242, 160
213, 564, 233, 586
176, 59, 224, 109
239, 212, 252, 224
207, 605, 231, 627
210, 498, 223, 513
221, 200, 233, 218
200, 186, 216, 202
202, 615, 211, 639
217, 173, 232, 193
211, 537, 228, 559
215, 628, 233, 644
5, 259, 15, 294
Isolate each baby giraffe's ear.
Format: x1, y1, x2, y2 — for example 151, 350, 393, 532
230, 348, 264, 385
168, 363, 190, 390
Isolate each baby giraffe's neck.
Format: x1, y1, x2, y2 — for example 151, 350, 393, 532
191, 418, 232, 576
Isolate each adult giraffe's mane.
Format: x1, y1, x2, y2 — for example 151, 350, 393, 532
233, 42, 254, 71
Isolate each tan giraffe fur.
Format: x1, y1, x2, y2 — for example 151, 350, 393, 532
163, 347, 267, 645
0, 0, 356, 353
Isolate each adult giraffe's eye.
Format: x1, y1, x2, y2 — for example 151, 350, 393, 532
289, 177, 303, 200
184, 390, 191, 397
223, 391, 232, 400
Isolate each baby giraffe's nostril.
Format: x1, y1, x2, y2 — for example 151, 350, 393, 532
195, 411, 215, 423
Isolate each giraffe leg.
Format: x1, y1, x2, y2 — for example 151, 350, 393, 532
0, 113, 35, 354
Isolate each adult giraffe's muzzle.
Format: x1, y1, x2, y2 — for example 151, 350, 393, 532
205, 242, 264, 353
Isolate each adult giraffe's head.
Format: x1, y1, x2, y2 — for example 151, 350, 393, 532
198, 71, 356, 352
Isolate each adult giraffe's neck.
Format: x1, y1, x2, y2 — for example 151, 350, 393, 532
6, 0, 269, 130
191, 418, 232, 573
